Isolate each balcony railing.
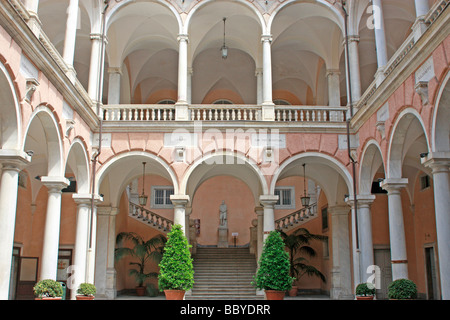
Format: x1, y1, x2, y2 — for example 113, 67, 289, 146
102, 104, 348, 123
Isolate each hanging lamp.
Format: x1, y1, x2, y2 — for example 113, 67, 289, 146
301, 163, 310, 207
138, 162, 148, 206
221, 17, 228, 59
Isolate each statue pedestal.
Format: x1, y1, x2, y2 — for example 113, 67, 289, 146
218, 226, 228, 248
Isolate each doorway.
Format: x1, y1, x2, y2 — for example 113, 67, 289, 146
374, 248, 392, 300
424, 245, 439, 300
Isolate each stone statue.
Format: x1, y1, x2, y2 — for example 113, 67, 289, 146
219, 201, 227, 227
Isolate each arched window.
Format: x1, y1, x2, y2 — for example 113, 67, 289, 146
274, 99, 291, 106
157, 99, 176, 105
213, 99, 233, 105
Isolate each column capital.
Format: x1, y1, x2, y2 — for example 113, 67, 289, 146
90, 33, 108, 44
255, 68, 263, 76
177, 34, 189, 43
170, 194, 190, 206
40, 176, 69, 192
421, 152, 450, 173
259, 195, 278, 207
380, 178, 408, 193
97, 206, 119, 216
326, 69, 341, 77
254, 206, 264, 216
0, 149, 31, 170
345, 194, 376, 208
328, 205, 350, 216
72, 193, 103, 205
261, 34, 273, 43
108, 67, 122, 75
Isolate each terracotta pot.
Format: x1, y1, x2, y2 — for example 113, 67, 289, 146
164, 290, 185, 300
35, 297, 62, 300
288, 286, 298, 297
356, 296, 374, 300
136, 286, 146, 296
265, 290, 285, 300
76, 295, 95, 300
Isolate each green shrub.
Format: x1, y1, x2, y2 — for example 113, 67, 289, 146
356, 282, 376, 296
253, 231, 294, 291
158, 225, 194, 291
77, 283, 96, 296
33, 279, 63, 298
388, 279, 417, 299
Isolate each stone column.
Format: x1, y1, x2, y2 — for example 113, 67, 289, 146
261, 35, 275, 121
329, 205, 353, 300
170, 195, 190, 235
107, 67, 122, 105
187, 67, 193, 104
259, 195, 278, 241
254, 206, 264, 262
0, 151, 30, 299
422, 153, 450, 299
412, 0, 430, 41
88, 33, 107, 105
176, 34, 189, 120
39, 176, 69, 281
381, 178, 409, 280
63, 0, 79, 79
70, 194, 91, 299
372, 0, 388, 85
346, 36, 362, 104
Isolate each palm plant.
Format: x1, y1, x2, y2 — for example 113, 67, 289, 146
115, 232, 167, 290
280, 228, 327, 284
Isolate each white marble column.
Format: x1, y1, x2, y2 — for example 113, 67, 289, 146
63, 0, 79, 75
329, 205, 353, 300
88, 33, 107, 105
0, 152, 30, 299
412, 0, 430, 41
327, 69, 341, 107
381, 178, 409, 280
259, 195, 278, 240
107, 67, 122, 105
187, 67, 193, 105
176, 34, 189, 120
70, 194, 91, 299
415, 0, 430, 18
346, 36, 362, 104
261, 35, 275, 121
170, 195, 190, 235
39, 176, 69, 281
254, 206, 264, 262
372, 0, 388, 85
422, 153, 450, 299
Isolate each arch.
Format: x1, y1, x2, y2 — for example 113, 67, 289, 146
180, 150, 269, 206
23, 105, 65, 177
0, 60, 21, 150
359, 139, 385, 195
268, 0, 345, 36
65, 138, 91, 194
432, 70, 450, 153
184, 0, 266, 35
270, 152, 353, 206
387, 108, 431, 179
95, 151, 179, 207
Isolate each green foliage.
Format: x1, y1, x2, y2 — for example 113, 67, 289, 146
115, 231, 167, 287
355, 282, 376, 296
158, 225, 194, 291
388, 279, 417, 299
77, 283, 96, 296
33, 279, 63, 298
280, 228, 327, 283
253, 231, 294, 291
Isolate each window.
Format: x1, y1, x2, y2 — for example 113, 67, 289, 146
420, 175, 431, 190
274, 186, 295, 209
371, 180, 387, 194
151, 186, 174, 208
322, 206, 328, 231
274, 99, 291, 105
157, 99, 176, 105
213, 99, 233, 105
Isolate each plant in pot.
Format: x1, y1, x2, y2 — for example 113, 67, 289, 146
115, 231, 166, 296
252, 230, 294, 300
76, 283, 96, 300
280, 228, 327, 297
355, 282, 376, 300
388, 279, 417, 300
33, 279, 63, 300
158, 224, 194, 300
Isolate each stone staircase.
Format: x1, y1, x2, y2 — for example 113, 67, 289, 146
188, 247, 260, 300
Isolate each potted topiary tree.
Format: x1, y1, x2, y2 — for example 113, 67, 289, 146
388, 279, 417, 300
280, 228, 327, 297
76, 283, 96, 300
158, 224, 194, 300
253, 230, 294, 300
33, 279, 63, 300
355, 282, 376, 300
115, 232, 166, 296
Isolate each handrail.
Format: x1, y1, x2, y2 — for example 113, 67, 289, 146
275, 203, 318, 231
129, 202, 173, 232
